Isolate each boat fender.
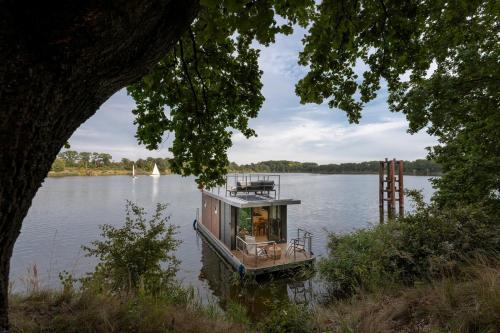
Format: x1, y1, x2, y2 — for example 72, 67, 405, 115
238, 264, 245, 278
192, 219, 197, 230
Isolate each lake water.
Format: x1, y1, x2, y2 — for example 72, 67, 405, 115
11, 174, 434, 315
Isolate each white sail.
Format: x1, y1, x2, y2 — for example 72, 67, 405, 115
132, 164, 136, 178
150, 163, 160, 177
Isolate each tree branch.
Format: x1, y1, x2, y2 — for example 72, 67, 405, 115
178, 39, 199, 113
188, 27, 210, 115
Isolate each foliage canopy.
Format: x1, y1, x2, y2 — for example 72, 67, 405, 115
128, 0, 499, 207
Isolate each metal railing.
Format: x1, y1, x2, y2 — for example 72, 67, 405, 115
286, 228, 313, 261
218, 174, 281, 199
236, 236, 279, 267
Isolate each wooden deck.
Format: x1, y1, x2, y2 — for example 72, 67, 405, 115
231, 242, 313, 269
196, 220, 314, 276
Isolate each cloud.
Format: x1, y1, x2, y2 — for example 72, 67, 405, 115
67, 24, 437, 163
229, 114, 435, 164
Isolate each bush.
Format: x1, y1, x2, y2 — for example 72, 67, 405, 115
319, 197, 500, 298
51, 158, 65, 172
256, 301, 314, 333
82, 201, 181, 296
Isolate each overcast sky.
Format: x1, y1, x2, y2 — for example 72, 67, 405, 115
68, 26, 436, 164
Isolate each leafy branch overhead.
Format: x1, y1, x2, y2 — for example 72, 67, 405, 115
128, 0, 499, 204
128, 0, 315, 188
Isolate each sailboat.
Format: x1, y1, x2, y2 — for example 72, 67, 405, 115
132, 164, 137, 179
150, 163, 161, 177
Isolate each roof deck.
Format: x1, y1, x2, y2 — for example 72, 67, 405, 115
204, 174, 301, 208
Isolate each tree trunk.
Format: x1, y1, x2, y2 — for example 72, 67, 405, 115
0, 1, 198, 330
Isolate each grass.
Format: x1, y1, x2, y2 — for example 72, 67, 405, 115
314, 263, 500, 333
9, 289, 251, 333
10, 264, 499, 333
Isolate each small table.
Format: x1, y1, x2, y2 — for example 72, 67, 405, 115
266, 245, 282, 260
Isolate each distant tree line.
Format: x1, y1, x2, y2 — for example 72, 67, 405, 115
53, 150, 171, 172
228, 159, 441, 176
54, 151, 440, 176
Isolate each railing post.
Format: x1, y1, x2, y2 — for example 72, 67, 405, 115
273, 243, 276, 265
308, 235, 312, 258
293, 239, 296, 261
255, 244, 257, 267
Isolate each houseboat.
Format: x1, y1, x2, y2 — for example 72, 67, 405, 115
194, 174, 315, 276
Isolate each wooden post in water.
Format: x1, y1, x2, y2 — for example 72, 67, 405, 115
379, 158, 405, 222
388, 159, 395, 219
379, 161, 385, 224
398, 160, 404, 217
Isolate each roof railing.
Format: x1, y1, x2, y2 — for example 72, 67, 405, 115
223, 173, 281, 199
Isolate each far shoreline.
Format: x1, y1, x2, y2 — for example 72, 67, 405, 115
48, 170, 440, 178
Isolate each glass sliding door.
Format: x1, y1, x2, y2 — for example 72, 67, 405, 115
268, 205, 282, 242
252, 207, 269, 239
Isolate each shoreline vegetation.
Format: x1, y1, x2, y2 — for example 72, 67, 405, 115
10, 198, 499, 332
50, 150, 441, 177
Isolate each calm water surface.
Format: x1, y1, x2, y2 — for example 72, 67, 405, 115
11, 174, 434, 315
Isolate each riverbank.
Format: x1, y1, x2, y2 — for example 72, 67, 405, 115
48, 167, 171, 177
48, 168, 437, 177
9, 263, 498, 332
9, 288, 249, 333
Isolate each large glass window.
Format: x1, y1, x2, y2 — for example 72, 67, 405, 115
268, 205, 282, 242
252, 207, 269, 237
237, 206, 283, 242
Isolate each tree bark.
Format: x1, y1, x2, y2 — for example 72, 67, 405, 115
0, 1, 198, 330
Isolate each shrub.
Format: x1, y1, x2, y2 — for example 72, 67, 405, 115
319, 198, 500, 298
256, 301, 314, 333
51, 158, 65, 172
82, 201, 181, 296
225, 301, 251, 327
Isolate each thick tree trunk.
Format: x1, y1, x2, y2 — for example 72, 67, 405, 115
0, 1, 198, 330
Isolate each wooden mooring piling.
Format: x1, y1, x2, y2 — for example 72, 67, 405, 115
379, 158, 404, 222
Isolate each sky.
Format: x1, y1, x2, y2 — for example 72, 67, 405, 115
68, 26, 436, 165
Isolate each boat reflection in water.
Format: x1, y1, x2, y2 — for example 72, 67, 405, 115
197, 238, 315, 320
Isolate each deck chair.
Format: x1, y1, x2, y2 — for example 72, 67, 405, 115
245, 236, 267, 257
286, 231, 311, 258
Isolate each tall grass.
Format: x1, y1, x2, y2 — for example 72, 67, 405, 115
9, 287, 250, 333
314, 263, 500, 333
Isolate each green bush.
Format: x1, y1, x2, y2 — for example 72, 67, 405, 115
51, 158, 65, 172
82, 201, 181, 296
256, 301, 314, 333
319, 196, 500, 298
